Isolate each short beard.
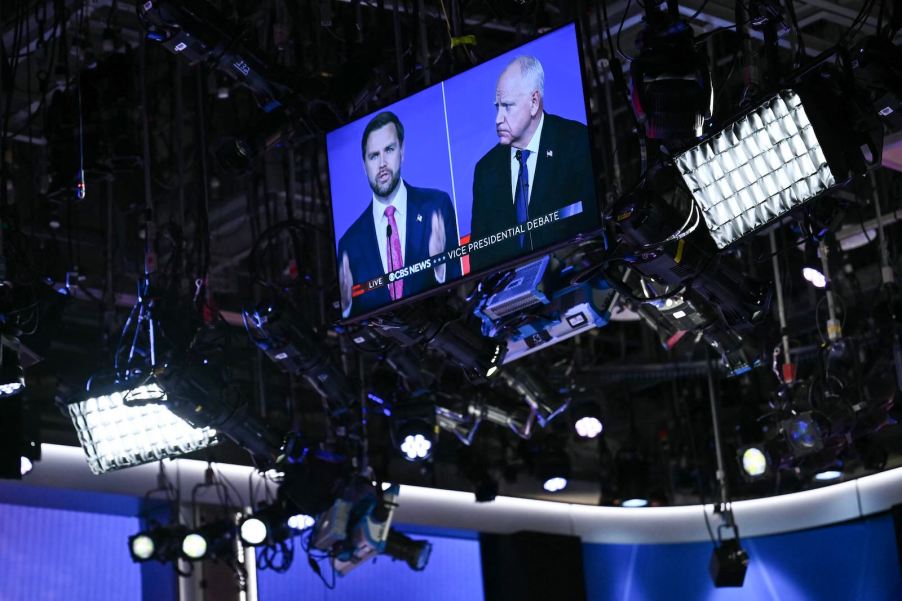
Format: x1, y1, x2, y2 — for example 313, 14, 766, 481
370, 170, 401, 198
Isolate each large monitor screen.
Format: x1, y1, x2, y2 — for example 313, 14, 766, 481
327, 23, 601, 321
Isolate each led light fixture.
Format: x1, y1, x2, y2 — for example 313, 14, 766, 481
574, 417, 603, 439
781, 412, 823, 456
676, 90, 836, 249
400, 433, 432, 461
383, 530, 432, 571
128, 525, 188, 563
622, 498, 649, 508
392, 398, 437, 462
543, 476, 568, 493
287, 513, 315, 531
802, 266, 827, 288
181, 533, 208, 560
572, 399, 604, 439
238, 504, 291, 547
179, 521, 234, 561
536, 444, 571, 493
709, 538, 749, 587
814, 469, 842, 481
130, 533, 156, 561
66, 382, 219, 474
738, 445, 769, 480
238, 516, 268, 546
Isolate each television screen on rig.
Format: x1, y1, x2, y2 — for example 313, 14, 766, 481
326, 23, 602, 321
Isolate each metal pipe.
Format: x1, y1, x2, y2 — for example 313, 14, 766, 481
602, 59, 622, 198
768, 230, 791, 368
706, 356, 729, 506
871, 172, 894, 285
821, 239, 842, 341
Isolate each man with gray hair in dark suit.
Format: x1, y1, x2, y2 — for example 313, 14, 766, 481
469, 55, 597, 272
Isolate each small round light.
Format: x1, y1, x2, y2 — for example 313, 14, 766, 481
181, 533, 208, 560
814, 470, 842, 481
622, 498, 648, 508
574, 416, 603, 439
240, 517, 268, 546
287, 514, 315, 530
741, 447, 768, 477
788, 419, 819, 449
19, 456, 33, 476
802, 267, 826, 288
543, 476, 568, 492
131, 534, 155, 560
400, 434, 432, 461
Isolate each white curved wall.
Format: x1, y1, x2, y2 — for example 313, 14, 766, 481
19, 444, 902, 544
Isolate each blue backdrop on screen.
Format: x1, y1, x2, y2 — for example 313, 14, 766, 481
443, 24, 589, 237
327, 85, 458, 249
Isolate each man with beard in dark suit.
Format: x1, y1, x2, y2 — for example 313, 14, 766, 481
338, 111, 461, 319
469, 55, 597, 273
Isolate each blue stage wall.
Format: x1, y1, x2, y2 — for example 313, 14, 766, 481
0, 499, 143, 601
583, 512, 902, 601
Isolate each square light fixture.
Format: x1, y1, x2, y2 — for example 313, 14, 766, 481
676, 90, 835, 249
67, 382, 218, 474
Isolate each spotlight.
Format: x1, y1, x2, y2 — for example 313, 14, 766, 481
238, 504, 291, 547
400, 432, 433, 462
0, 334, 24, 398
391, 398, 437, 462
814, 469, 842, 481
65, 381, 219, 474
737, 445, 770, 480
129, 533, 156, 561
675, 74, 881, 249
128, 525, 187, 563
802, 242, 827, 288
181, 533, 208, 560
238, 517, 268, 546
287, 514, 315, 530
709, 538, 749, 587
180, 521, 233, 561
629, 0, 713, 142
802, 267, 827, 288
543, 476, 568, 493
781, 412, 823, 456
621, 498, 649, 508
572, 400, 603, 439
383, 530, 432, 571
536, 444, 570, 493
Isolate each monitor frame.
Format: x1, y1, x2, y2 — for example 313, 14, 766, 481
324, 20, 608, 325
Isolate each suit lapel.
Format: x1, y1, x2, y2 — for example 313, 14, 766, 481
405, 187, 427, 262
531, 114, 555, 217
360, 207, 384, 279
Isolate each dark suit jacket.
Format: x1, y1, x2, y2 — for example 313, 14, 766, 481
338, 182, 462, 318
469, 112, 598, 273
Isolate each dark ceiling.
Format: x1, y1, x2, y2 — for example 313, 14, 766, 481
2, 0, 902, 508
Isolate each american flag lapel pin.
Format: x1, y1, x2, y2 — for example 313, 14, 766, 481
546, 149, 553, 158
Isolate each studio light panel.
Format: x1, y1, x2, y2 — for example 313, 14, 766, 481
676, 90, 836, 249
68, 384, 218, 474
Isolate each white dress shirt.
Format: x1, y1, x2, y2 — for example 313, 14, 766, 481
509, 113, 545, 206
373, 179, 408, 273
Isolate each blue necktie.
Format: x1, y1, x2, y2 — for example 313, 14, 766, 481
515, 149, 531, 248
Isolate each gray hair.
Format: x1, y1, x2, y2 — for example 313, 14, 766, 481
505, 55, 545, 97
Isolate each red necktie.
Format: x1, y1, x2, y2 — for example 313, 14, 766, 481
384, 205, 404, 300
